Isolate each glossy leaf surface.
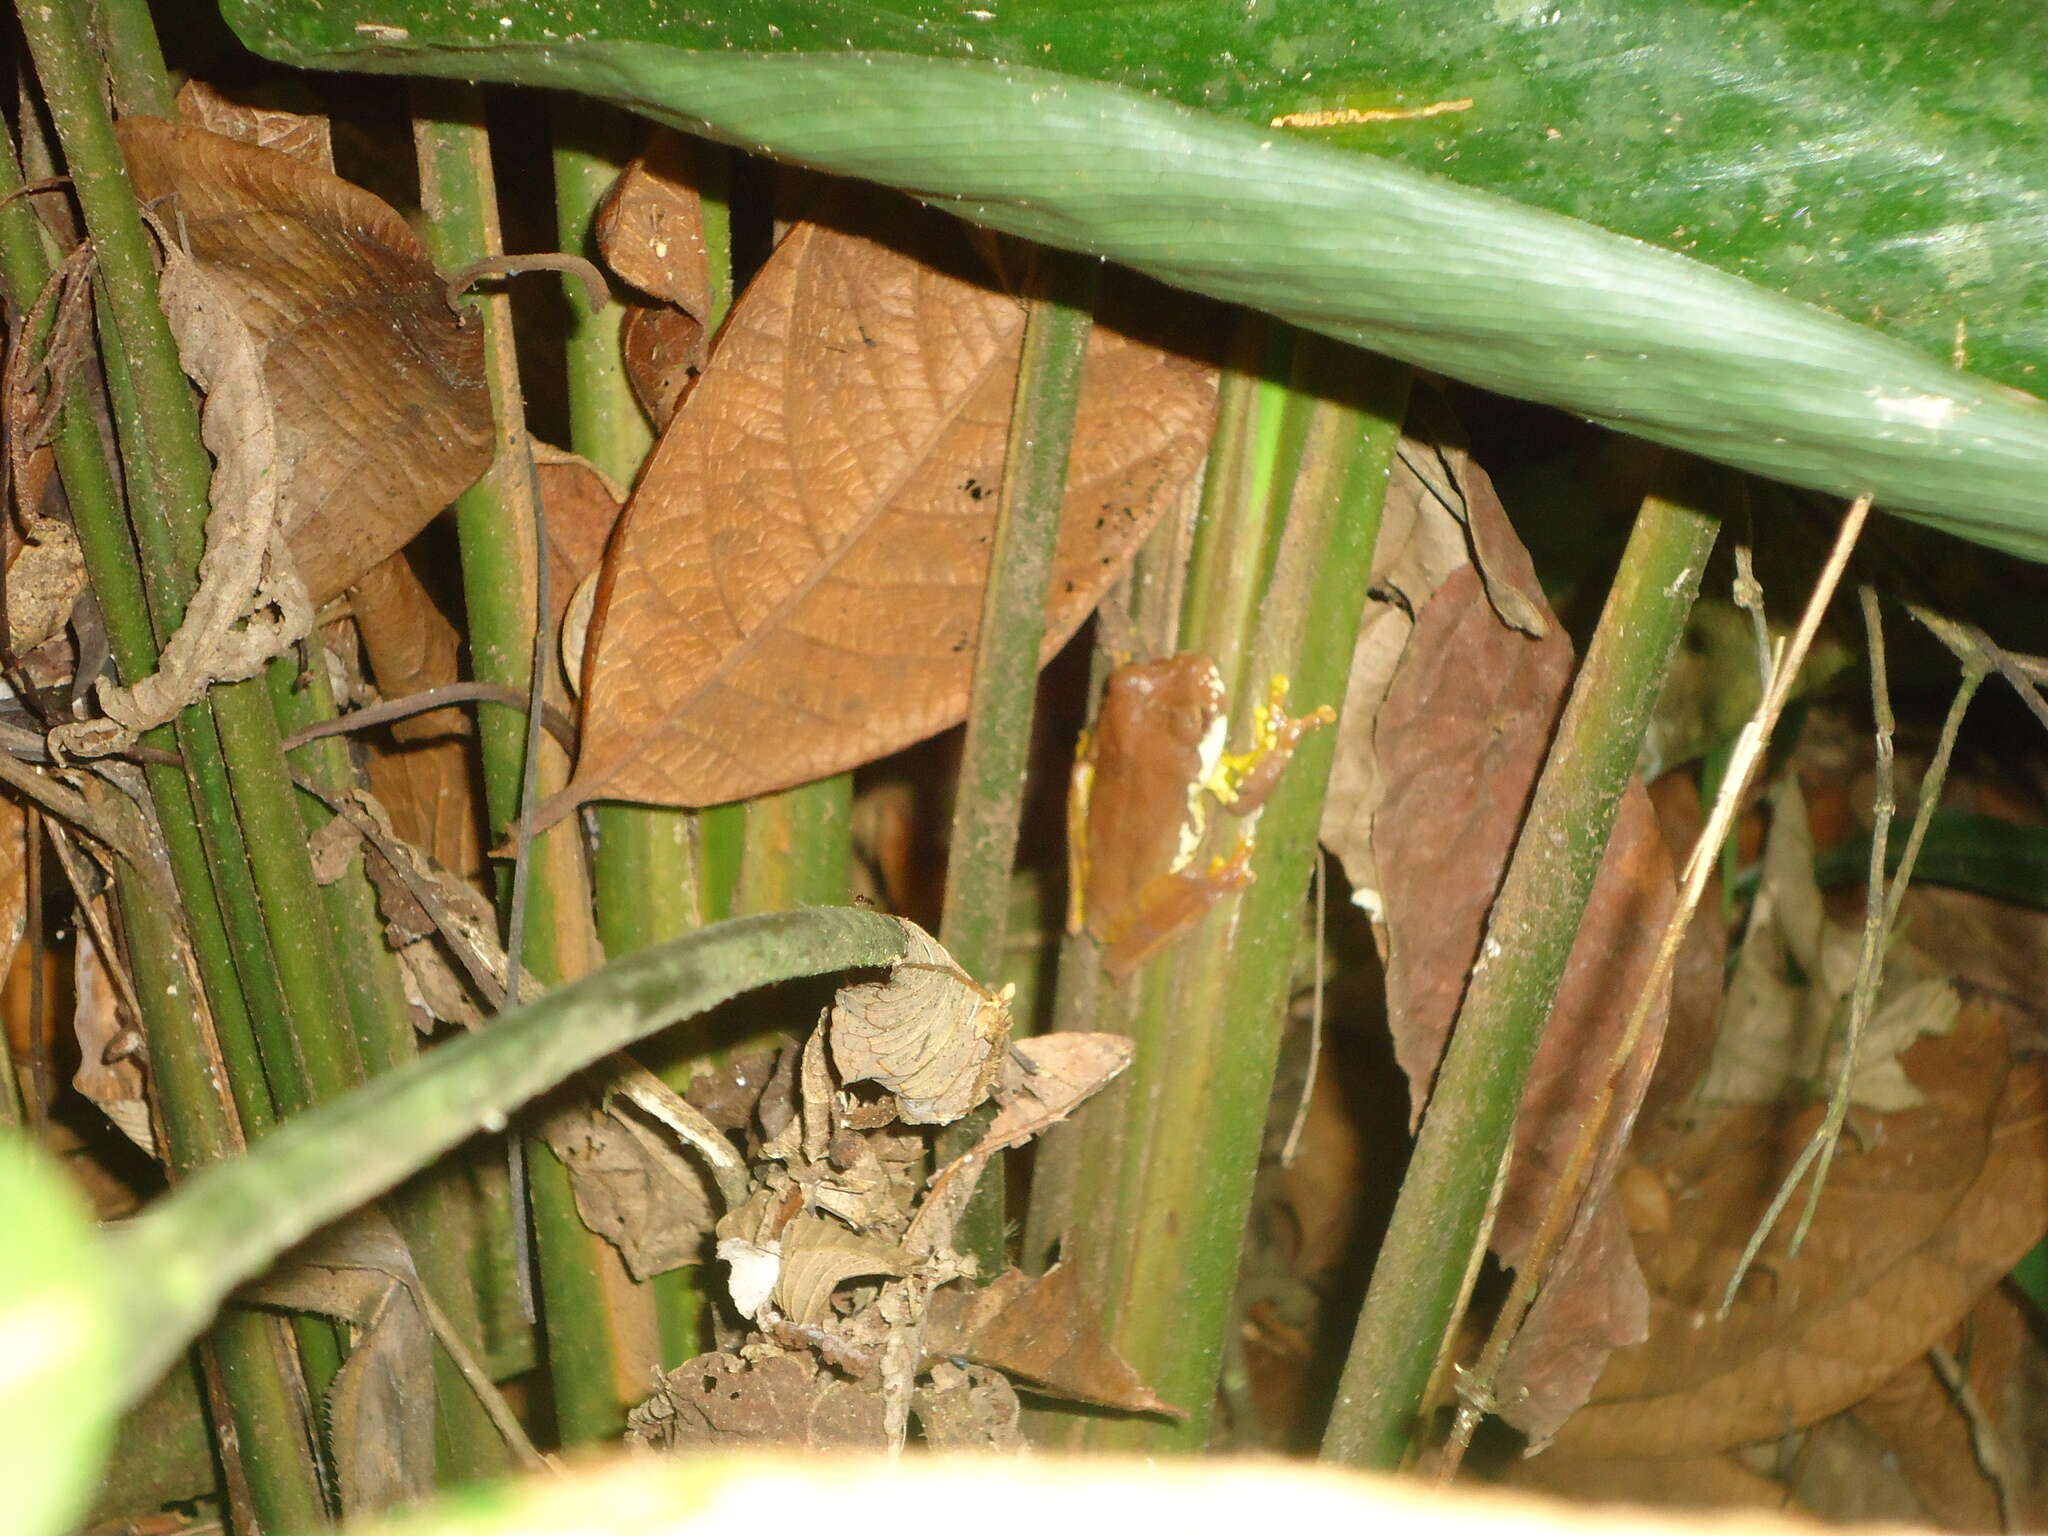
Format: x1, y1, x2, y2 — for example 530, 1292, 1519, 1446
224, 1, 2048, 560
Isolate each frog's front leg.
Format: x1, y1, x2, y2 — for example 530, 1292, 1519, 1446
1209, 675, 1338, 816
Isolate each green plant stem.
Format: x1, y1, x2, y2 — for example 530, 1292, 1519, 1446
113, 908, 915, 1407
1321, 472, 1718, 1470
413, 85, 637, 1445
93, 0, 173, 117
552, 97, 711, 1367
935, 249, 1099, 1272
1035, 328, 1409, 1453
268, 658, 511, 1479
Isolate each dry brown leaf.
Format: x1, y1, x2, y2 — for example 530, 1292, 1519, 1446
1552, 1005, 2048, 1460
174, 78, 333, 168
1369, 550, 1682, 1440
594, 129, 713, 320
627, 1348, 890, 1453
1319, 409, 1547, 914
924, 1264, 1182, 1418
116, 117, 490, 605
350, 551, 469, 742
547, 1097, 718, 1283
979, 1032, 1134, 1157
560, 204, 1215, 811
71, 912, 151, 1156
1848, 1289, 2031, 1531
829, 922, 1010, 1125
620, 302, 704, 430
365, 738, 486, 891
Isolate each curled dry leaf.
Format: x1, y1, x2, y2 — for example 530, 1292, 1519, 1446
245, 1212, 436, 1514
771, 1213, 916, 1328
559, 201, 1216, 812
54, 225, 312, 755
829, 921, 1010, 1125
116, 118, 490, 605
620, 302, 704, 431
1552, 1005, 2048, 1461
594, 128, 713, 321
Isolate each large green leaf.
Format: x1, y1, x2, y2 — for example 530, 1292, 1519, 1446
223, 2, 2048, 559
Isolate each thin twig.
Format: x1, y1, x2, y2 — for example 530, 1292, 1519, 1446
1929, 1342, 2016, 1534
277, 680, 576, 756
1721, 595, 1987, 1307
445, 251, 609, 315
1439, 495, 1870, 1476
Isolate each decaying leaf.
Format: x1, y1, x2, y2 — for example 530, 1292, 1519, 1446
115, 117, 491, 605
978, 1032, 1135, 1158
1700, 778, 1959, 1113
350, 551, 469, 743
560, 200, 1216, 812
914, 1360, 1024, 1451
1552, 1006, 2048, 1461
548, 1096, 719, 1283
830, 922, 1010, 1125
594, 129, 713, 321
925, 1264, 1182, 1418
626, 1348, 889, 1453
1316, 424, 1687, 1440
771, 1213, 916, 1327
54, 216, 312, 754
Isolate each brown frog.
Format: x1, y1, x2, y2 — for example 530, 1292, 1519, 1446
1066, 653, 1334, 978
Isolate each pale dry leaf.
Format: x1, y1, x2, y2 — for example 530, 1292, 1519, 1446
5, 518, 85, 655
559, 203, 1216, 811
595, 129, 713, 320
116, 118, 491, 605
55, 229, 312, 753
71, 912, 151, 1155
914, 1360, 1024, 1451
1553, 1005, 2048, 1460
544, 1097, 718, 1283
980, 1032, 1134, 1157
773, 1213, 916, 1327
174, 78, 334, 168
1701, 779, 1958, 1112
830, 921, 1010, 1125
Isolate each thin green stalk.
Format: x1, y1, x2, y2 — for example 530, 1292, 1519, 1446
936, 250, 1099, 1272
553, 98, 708, 1367
414, 84, 641, 1445
1054, 334, 1408, 1453
1321, 473, 1719, 1469
91, 0, 173, 117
